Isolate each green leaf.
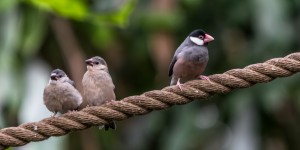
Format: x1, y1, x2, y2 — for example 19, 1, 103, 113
24, 0, 88, 20
90, 0, 137, 27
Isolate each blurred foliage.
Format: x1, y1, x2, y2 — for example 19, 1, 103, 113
19, 8, 47, 57
0, 0, 17, 12
90, 0, 137, 27
138, 10, 184, 31
0, 0, 300, 150
25, 0, 88, 19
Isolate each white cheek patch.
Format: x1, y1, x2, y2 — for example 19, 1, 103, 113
190, 37, 204, 45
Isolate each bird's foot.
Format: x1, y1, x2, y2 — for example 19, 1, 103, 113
51, 113, 57, 117
68, 110, 77, 113
176, 79, 183, 91
199, 75, 211, 82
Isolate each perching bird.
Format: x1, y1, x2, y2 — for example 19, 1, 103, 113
43, 69, 82, 116
82, 56, 116, 130
168, 29, 214, 89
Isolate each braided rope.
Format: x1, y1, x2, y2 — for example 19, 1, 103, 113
1, 52, 300, 149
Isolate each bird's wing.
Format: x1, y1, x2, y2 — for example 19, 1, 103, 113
168, 56, 177, 77
168, 38, 188, 76
61, 84, 82, 113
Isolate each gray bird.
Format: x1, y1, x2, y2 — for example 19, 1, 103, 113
168, 29, 214, 89
43, 69, 82, 116
82, 56, 116, 130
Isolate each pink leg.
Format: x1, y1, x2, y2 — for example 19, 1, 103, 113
176, 78, 183, 91
51, 112, 57, 117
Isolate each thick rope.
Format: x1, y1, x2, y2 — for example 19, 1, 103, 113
1, 52, 300, 149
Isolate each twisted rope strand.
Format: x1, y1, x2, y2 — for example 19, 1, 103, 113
0, 52, 300, 149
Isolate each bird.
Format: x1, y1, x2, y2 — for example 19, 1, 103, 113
82, 56, 116, 130
43, 69, 82, 117
168, 29, 214, 89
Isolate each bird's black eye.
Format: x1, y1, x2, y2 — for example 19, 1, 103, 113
199, 35, 204, 39
95, 62, 99, 65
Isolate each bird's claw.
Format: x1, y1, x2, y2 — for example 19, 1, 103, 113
176, 79, 183, 91
199, 75, 211, 82
51, 113, 57, 117
68, 110, 77, 113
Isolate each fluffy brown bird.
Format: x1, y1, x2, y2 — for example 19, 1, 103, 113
82, 56, 116, 130
43, 69, 82, 116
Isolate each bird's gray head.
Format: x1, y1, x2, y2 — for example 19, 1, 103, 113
50, 69, 68, 82
85, 56, 108, 71
189, 29, 214, 46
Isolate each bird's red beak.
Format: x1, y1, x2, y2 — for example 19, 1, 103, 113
85, 59, 93, 66
204, 34, 214, 43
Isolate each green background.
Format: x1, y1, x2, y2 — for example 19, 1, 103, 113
1, 0, 300, 149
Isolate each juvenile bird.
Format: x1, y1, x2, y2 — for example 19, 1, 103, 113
43, 69, 82, 116
82, 56, 116, 130
168, 29, 214, 89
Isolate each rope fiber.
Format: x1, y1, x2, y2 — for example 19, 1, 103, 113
1, 52, 300, 149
